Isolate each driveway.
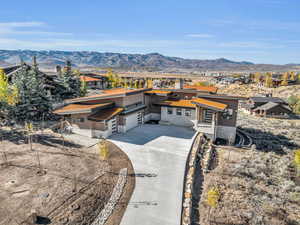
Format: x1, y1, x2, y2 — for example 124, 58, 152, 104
108, 124, 196, 225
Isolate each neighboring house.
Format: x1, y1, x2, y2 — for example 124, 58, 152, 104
53, 85, 242, 144
244, 97, 293, 118
80, 73, 108, 89
2, 62, 56, 93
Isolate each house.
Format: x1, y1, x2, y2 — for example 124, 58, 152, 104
54, 88, 150, 138
144, 90, 241, 143
244, 97, 293, 118
2, 61, 56, 93
80, 73, 109, 89
54, 85, 242, 144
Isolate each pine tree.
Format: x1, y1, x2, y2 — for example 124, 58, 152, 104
80, 79, 87, 97
55, 61, 81, 100
10, 67, 52, 122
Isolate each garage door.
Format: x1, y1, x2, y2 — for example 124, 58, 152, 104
125, 112, 139, 132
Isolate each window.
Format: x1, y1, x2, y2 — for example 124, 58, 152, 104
167, 107, 173, 115
203, 109, 213, 123
77, 118, 85, 123
176, 108, 182, 116
185, 109, 192, 117
222, 108, 233, 120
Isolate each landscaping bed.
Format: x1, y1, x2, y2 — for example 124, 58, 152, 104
0, 129, 135, 225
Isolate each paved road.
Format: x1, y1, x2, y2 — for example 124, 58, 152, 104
109, 124, 195, 225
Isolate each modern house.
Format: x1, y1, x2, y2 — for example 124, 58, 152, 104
54, 86, 242, 144
80, 73, 109, 89
54, 88, 149, 138
243, 97, 292, 118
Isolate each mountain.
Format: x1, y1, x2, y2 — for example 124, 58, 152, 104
0, 50, 297, 71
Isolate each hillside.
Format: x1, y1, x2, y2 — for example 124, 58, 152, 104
0, 50, 298, 72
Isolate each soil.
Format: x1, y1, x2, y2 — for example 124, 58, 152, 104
0, 130, 135, 225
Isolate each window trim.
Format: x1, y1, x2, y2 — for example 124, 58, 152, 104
176, 108, 182, 116
185, 109, 192, 117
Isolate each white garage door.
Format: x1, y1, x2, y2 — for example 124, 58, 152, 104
125, 112, 139, 132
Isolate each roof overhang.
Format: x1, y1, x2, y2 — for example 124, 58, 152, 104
197, 94, 246, 101
53, 102, 114, 115
191, 98, 228, 112
88, 107, 124, 121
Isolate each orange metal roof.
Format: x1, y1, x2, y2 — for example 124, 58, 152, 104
53, 102, 113, 114
184, 85, 218, 93
80, 76, 101, 82
66, 88, 150, 103
192, 98, 227, 111
156, 99, 196, 108
88, 108, 124, 121
144, 90, 172, 95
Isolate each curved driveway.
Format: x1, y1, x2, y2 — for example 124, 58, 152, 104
109, 124, 195, 225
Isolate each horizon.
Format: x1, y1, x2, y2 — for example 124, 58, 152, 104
0, 48, 290, 66
1, 0, 300, 64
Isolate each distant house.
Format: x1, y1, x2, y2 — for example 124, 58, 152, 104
80, 73, 108, 89
2, 62, 56, 93
243, 97, 293, 118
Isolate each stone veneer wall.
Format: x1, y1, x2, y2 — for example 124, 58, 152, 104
181, 133, 207, 225
91, 168, 128, 225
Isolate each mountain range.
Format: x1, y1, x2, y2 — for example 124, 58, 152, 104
0, 50, 298, 72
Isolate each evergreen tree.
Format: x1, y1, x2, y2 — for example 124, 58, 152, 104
10, 67, 52, 122
55, 60, 81, 100
80, 79, 87, 97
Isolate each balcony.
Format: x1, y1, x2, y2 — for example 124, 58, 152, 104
192, 120, 215, 134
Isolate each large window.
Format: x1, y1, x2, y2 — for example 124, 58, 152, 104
167, 107, 173, 115
203, 109, 213, 123
176, 108, 182, 116
73, 118, 85, 123
185, 109, 192, 117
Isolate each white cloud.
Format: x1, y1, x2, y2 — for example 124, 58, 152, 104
0, 21, 72, 37
185, 34, 214, 38
0, 22, 45, 28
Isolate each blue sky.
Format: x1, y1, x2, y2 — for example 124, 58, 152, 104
0, 0, 300, 64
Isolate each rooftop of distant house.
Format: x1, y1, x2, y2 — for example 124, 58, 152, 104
183, 84, 218, 93
250, 97, 286, 103
80, 75, 102, 82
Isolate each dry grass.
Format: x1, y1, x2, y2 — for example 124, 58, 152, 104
199, 147, 300, 225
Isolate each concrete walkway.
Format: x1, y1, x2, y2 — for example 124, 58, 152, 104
109, 124, 195, 225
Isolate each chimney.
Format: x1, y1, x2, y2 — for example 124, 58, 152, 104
175, 78, 184, 89
180, 78, 184, 89
56, 65, 62, 76
32, 56, 38, 70
66, 60, 72, 73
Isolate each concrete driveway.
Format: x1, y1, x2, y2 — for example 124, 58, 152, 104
108, 124, 195, 225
